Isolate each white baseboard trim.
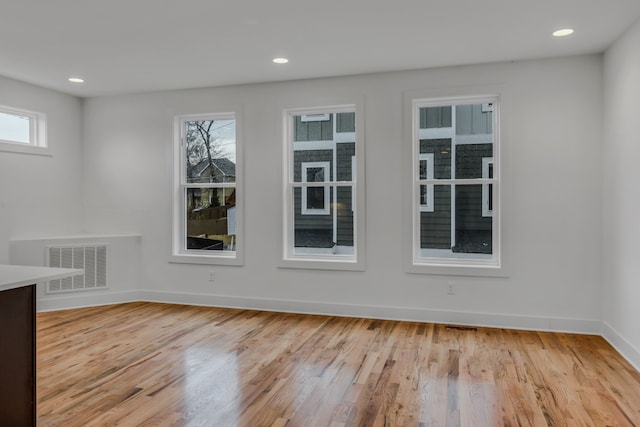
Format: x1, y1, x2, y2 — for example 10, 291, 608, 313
37, 290, 142, 312
601, 322, 640, 372
139, 290, 602, 335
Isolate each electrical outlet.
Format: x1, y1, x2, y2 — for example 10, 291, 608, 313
208, 271, 215, 282
447, 282, 456, 295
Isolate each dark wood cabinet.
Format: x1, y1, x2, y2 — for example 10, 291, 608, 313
0, 284, 36, 426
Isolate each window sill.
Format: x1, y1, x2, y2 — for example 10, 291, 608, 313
279, 256, 364, 272
169, 252, 243, 266
406, 261, 509, 277
0, 141, 51, 157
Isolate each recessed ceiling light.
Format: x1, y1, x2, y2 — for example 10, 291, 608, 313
272, 57, 289, 64
68, 77, 85, 83
552, 28, 574, 37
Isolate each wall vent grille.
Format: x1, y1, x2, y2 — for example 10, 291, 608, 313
46, 245, 107, 293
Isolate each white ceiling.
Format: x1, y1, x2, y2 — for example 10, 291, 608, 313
2, 0, 640, 98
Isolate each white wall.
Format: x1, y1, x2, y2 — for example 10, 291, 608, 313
0, 76, 84, 263
81, 55, 604, 332
603, 19, 640, 368
9, 234, 142, 311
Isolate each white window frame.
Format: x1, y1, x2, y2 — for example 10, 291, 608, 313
171, 111, 243, 266
406, 94, 504, 276
301, 161, 331, 215
0, 105, 48, 156
482, 157, 494, 217
282, 103, 365, 271
419, 153, 434, 212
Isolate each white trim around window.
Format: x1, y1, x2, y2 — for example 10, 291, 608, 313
0, 105, 49, 156
301, 162, 331, 215
482, 157, 494, 217
404, 88, 510, 277
419, 153, 434, 212
170, 110, 243, 266
282, 102, 365, 271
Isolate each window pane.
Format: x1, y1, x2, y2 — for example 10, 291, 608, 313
456, 144, 493, 179
307, 186, 325, 210
185, 188, 236, 251
293, 186, 354, 255
419, 184, 492, 259
419, 106, 452, 128
454, 184, 492, 254
294, 114, 333, 141
286, 108, 358, 264
420, 185, 451, 250
336, 186, 354, 250
294, 154, 331, 183
414, 99, 498, 267
185, 119, 236, 184
419, 139, 451, 179
336, 112, 355, 133
0, 112, 30, 144
306, 167, 324, 182
456, 104, 492, 135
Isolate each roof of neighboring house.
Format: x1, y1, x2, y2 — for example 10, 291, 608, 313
192, 157, 236, 178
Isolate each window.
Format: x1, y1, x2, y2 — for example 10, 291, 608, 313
0, 105, 47, 155
419, 153, 434, 212
482, 157, 494, 217
283, 105, 364, 270
301, 162, 330, 215
172, 112, 242, 265
411, 96, 499, 270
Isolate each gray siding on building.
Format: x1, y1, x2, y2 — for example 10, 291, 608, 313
336, 112, 355, 133
420, 139, 452, 179
293, 149, 332, 247
292, 111, 356, 248
293, 150, 333, 181
456, 104, 492, 135
293, 187, 333, 247
417, 103, 493, 254
420, 139, 452, 248
336, 143, 355, 246
336, 187, 354, 246
420, 185, 452, 249
453, 143, 492, 253
456, 143, 492, 179
336, 143, 355, 181
293, 145, 355, 247
294, 116, 333, 141
420, 106, 452, 129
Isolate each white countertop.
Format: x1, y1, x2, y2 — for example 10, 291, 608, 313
0, 265, 83, 292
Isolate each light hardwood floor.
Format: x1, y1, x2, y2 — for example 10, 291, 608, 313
36, 302, 640, 426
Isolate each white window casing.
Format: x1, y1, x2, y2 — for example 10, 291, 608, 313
282, 103, 365, 271
406, 92, 507, 277
0, 105, 48, 156
171, 111, 243, 266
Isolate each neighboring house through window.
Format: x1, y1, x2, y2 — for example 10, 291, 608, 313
283, 105, 365, 270
410, 96, 499, 270
172, 112, 242, 265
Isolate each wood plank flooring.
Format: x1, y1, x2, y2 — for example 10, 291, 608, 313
36, 302, 640, 426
